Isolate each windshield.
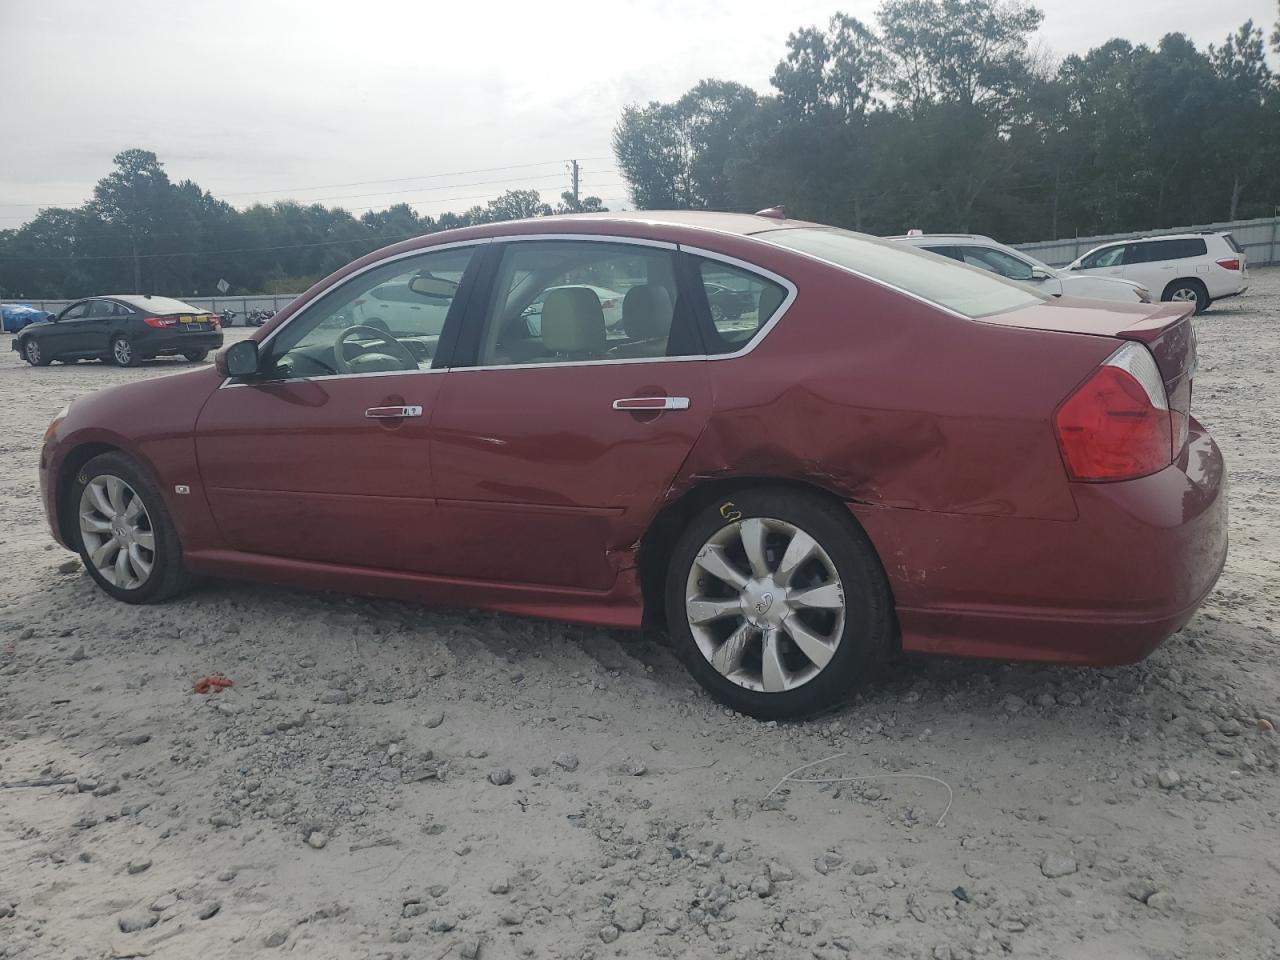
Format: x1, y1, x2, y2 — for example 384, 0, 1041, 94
760, 227, 1046, 319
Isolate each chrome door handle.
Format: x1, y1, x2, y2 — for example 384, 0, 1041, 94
365, 405, 423, 418
612, 396, 690, 411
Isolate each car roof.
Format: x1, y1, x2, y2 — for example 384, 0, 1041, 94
108, 294, 203, 313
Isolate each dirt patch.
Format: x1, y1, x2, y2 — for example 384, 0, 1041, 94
1, 278, 1278, 959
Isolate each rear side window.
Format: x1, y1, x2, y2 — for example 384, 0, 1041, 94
761, 227, 1044, 319
1129, 238, 1208, 263
695, 258, 788, 354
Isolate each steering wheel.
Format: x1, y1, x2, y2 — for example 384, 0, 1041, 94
333, 325, 418, 374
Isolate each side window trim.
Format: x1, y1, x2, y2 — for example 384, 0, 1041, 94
250, 238, 494, 361
677, 244, 798, 361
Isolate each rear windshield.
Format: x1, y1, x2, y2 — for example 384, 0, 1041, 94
759, 227, 1045, 319
118, 296, 202, 315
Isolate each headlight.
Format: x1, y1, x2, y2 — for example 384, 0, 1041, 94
43, 404, 69, 443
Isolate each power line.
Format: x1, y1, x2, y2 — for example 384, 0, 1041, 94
0, 156, 618, 209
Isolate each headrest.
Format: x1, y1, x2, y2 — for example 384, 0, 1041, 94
757, 283, 786, 322
622, 284, 674, 341
542, 287, 606, 355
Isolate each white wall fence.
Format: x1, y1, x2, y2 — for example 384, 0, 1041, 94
4, 293, 301, 323
1014, 215, 1280, 267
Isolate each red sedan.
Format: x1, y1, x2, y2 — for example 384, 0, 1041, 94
38, 212, 1227, 718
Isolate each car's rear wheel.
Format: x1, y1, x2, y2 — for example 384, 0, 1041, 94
183, 349, 209, 363
664, 487, 893, 719
72, 452, 196, 604
1163, 279, 1210, 314
111, 336, 139, 367
22, 339, 51, 366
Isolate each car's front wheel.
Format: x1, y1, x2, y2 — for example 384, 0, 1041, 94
72, 452, 196, 604
664, 487, 893, 719
111, 335, 139, 367
22, 338, 51, 366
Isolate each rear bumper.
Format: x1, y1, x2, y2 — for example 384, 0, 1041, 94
852, 421, 1227, 666
141, 331, 223, 354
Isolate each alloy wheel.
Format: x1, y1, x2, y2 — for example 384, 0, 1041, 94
113, 338, 133, 365
25, 341, 40, 364
1170, 286, 1198, 304
78, 474, 156, 589
684, 517, 846, 693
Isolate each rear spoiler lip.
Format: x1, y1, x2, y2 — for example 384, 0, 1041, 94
1111, 301, 1195, 344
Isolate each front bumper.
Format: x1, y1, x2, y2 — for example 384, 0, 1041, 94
852, 421, 1228, 665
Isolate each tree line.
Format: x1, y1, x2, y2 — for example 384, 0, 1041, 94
3, 0, 1278, 299
613, 0, 1280, 241
0, 151, 603, 299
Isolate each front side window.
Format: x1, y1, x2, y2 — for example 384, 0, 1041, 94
960, 247, 1035, 281
1080, 245, 1126, 269
60, 301, 90, 320
696, 258, 788, 353
259, 246, 476, 381
474, 241, 694, 366
760, 227, 1044, 319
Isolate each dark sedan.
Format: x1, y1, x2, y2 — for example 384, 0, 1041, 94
13, 295, 223, 367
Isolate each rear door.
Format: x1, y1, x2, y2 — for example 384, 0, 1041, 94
427, 237, 713, 590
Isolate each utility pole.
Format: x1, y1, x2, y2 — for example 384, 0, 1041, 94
568, 159, 580, 207
131, 237, 141, 293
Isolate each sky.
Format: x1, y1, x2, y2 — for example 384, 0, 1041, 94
0, 0, 1273, 229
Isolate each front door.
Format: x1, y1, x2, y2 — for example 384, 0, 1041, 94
429, 238, 712, 590
194, 243, 481, 572
43, 300, 93, 356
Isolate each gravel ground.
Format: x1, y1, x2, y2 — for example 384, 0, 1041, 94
1, 276, 1277, 960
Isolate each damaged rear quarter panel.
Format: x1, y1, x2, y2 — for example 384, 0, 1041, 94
673, 255, 1117, 523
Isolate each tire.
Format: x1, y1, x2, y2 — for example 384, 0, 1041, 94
183, 350, 208, 363
21, 338, 51, 366
70, 452, 197, 604
111, 335, 139, 367
1162, 279, 1210, 314
664, 487, 893, 719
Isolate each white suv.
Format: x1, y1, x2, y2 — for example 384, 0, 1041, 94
1066, 232, 1248, 314
890, 233, 1151, 304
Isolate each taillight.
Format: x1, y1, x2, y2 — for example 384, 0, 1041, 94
209, 314, 221, 329
1215, 258, 1240, 271
1054, 342, 1172, 482
143, 316, 177, 328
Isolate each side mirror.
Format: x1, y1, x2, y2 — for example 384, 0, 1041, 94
215, 339, 260, 378
1029, 267, 1053, 281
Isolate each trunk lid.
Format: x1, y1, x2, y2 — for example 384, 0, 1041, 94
983, 297, 1197, 454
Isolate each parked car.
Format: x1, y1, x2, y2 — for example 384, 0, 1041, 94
703, 281, 757, 322
1066, 232, 1248, 313
890, 233, 1151, 303
2, 303, 52, 332
38, 212, 1226, 719
13, 295, 222, 367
